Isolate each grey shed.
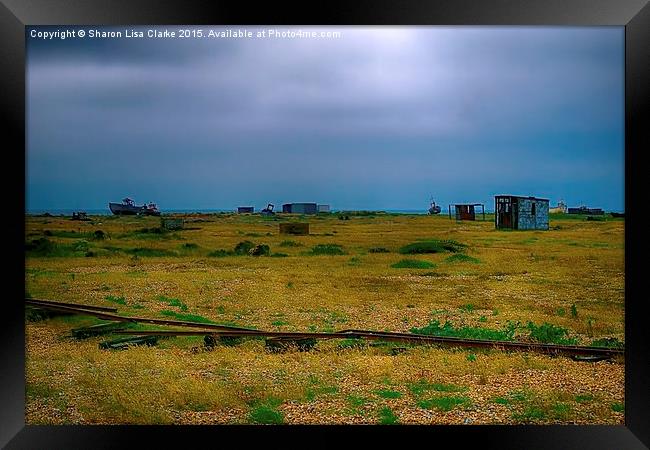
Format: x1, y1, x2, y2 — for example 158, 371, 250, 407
495, 195, 549, 230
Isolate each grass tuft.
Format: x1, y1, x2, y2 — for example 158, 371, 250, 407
160, 310, 214, 324
248, 399, 284, 424
157, 295, 188, 311
399, 239, 466, 255
378, 406, 399, 424
105, 295, 126, 306
375, 389, 402, 399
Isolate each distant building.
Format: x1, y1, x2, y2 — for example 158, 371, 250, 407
567, 206, 604, 215
448, 203, 485, 221
317, 204, 330, 213
237, 206, 254, 213
282, 203, 318, 214
549, 200, 567, 214
495, 195, 549, 230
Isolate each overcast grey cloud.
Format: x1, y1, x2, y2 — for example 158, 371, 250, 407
27, 26, 623, 211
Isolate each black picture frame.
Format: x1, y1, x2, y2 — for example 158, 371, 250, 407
2, 0, 648, 448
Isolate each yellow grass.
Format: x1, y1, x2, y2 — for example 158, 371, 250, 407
25, 212, 625, 424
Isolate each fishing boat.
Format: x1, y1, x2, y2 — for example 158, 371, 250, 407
428, 198, 441, 215
109, 198, 160, 216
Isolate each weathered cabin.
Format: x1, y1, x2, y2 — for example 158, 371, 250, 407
495, 195, 549, 230
448, 203, 485, 221
282, 203, 318, 214
237, 206, 254, 214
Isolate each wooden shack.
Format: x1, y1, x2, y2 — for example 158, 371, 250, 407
495, 195, 549, 230
448, 203, 485, 221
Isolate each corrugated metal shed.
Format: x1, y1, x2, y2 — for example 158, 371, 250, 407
282, 203, 318, 214
568, 206, 604, 215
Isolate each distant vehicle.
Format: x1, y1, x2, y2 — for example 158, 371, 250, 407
428, 198, 441, 215
71, 211, 90, 221
109, 198, 160, 216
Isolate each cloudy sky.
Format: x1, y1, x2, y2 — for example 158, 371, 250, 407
26, 26, 624, 212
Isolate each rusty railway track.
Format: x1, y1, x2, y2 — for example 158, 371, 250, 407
25, 298, 255, 332
111, 329, 623, 358
25, 298, 624, 359
26, 298, 118, 313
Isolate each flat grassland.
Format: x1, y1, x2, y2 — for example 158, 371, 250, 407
25, 212, 625, 424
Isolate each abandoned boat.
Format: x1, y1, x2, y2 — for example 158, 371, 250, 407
109, 198, 160, 216
428, 198, 441, 215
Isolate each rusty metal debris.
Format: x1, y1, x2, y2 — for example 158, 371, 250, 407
25, 298, 624, 359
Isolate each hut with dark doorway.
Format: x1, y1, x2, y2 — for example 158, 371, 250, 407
495, 195, 549, 230
448, 203, 485, 221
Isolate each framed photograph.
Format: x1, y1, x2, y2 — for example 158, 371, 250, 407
3, 0, 648, 447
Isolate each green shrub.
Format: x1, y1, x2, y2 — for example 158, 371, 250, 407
378, 406, 399, 424
249, 244, 270, 256
445, 254, 480, 264
93, 230, 106, 240
279, 240, 302, 247
180, 243, 199, 249
399, 239, 466, 254
248, 400, 284, 424
391, 259, 436, 269
368, 247, 390, 253
526, 322, 577, 345
309, 244, 346, 255
160, 310, 214, 323
459, 304, 474, 312
411, 320, 517, 341
125, 248, 176, 257
208, 249, 232, 257
234, 241, 255, 255
590, 337, 624, 349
